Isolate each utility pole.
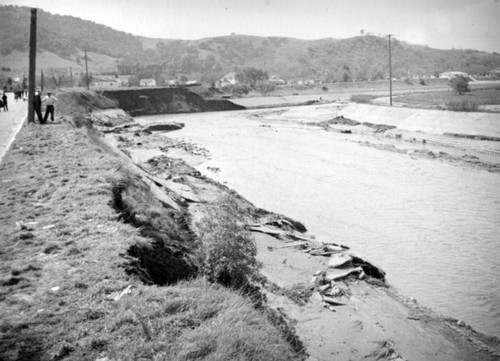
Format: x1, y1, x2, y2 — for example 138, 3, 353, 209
40, 70, 44, 92
388, 34, 393, 106
84, 50, 89, 89
69, 66, 73, 86
27, 8, 37, 123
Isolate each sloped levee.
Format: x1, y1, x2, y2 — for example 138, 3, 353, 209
102, 87, 245, 116
339, 103, 500, 138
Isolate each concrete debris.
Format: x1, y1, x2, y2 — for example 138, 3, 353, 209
328, 254, 353, 268
16, 220, 38, 230
91, 108, 134, 127
322, 296, 346, 306
143, 122, 184, 132
106, 285, 132, 302
326, 267, 364, 281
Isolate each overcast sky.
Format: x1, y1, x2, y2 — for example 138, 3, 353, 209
2, 0, 500, 52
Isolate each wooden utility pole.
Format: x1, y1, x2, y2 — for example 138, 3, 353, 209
388, 34, 393, 106
40, 70, 44, 92
84, 50, 89, 89
27, 8, 37, 123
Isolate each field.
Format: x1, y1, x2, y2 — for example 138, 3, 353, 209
391, 85, 500, 111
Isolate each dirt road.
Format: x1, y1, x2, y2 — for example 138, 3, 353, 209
0, 93, 27, 164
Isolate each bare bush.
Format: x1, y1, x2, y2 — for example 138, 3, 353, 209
195, 197, 262, 289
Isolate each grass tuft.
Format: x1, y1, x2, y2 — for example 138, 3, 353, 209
195, 197, 262, 290
445, 99, 479, 112
350, 94, 376, 104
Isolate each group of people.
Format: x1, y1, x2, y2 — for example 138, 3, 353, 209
0, 93, 8, 111
33, 91, 57, 124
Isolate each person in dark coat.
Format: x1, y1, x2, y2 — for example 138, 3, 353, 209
34, 91, 44, 123
1, 93, 7, 111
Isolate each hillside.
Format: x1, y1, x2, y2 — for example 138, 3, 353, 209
1, 5, 500, 84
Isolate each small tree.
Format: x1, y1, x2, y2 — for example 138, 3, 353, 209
49, 68, 68, 90
78, 74, 93, 88
236, 67, 268, 89
231, 83, 250, 96
449, 75, 469, 95
255, 81, 276, 95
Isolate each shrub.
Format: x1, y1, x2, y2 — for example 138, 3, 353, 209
195, 197, 262, 289
445, 99, 478, 112
231, 83, 250, 96
256, 81, 276, 95
449, 75, 470, 95
350, 94, 375, 104
321, 86, 328, 92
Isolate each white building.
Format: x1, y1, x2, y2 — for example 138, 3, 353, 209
140, 78, 157, 87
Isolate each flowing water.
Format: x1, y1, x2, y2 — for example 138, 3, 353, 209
138, 108, 500, 337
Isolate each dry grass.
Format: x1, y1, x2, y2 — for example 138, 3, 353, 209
350, 94, 376, 104
194, 197, 262, 289
57, 90, 118, 117
0, 94, 302, 360
392, 86, 500, 111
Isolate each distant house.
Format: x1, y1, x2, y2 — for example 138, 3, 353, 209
269, 75, 285, 85
91, 78, 120, 88
117, 75, 132, 87
439, 71, 469, 80
140, 78, 156, 87
489, 68, 500, 79
217, 72, 237, 88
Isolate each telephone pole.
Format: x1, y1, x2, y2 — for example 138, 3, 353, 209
27, 8, 37, 123
84, 50, 90, 89
388, 34, 393, 106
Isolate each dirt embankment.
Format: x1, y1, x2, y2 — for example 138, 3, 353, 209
101, 87, 245, 116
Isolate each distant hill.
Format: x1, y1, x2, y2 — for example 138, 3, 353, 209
2, 5, 500, 84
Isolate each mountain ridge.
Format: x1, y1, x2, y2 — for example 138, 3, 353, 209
1, 5, 500, 83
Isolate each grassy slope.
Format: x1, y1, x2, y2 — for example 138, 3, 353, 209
0, 111, 299, 359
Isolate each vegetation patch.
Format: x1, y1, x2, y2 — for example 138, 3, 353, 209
445, 99, 479, 112
392, 86, 500, 111
350, 94, 376, 104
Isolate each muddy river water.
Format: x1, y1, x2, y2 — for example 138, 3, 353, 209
138, 107, 500, 337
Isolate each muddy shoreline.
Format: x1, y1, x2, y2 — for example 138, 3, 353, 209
98, 107, 500, 360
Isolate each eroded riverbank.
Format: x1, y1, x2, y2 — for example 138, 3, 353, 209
94, 102, 500, 359
128, 104, 500, 339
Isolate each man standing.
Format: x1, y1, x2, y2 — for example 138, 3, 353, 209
34, 91, 44, 123
1, 93, 7, 111
42, 91, 58, 122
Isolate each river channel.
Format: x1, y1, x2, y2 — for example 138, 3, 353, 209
137, 107, 500, 337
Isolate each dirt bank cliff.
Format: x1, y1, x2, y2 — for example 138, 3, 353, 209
101, 87, 245, 116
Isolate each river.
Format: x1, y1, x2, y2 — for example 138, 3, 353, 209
137, 106, 500, 337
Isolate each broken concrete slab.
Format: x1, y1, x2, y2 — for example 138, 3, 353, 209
143, 122, 184, 132
328, 254, 353, 269
325, 266, 364, 281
